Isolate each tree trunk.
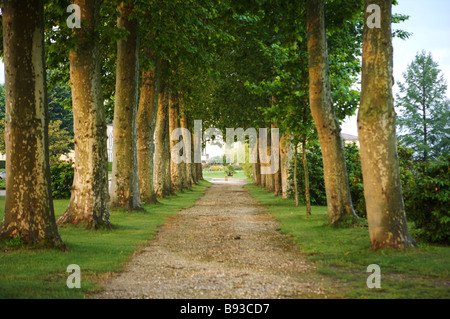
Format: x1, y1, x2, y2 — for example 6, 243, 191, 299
272, 124, 281, 196
164, 101, 174, 195
265, 132, 274, 192
0, 0, 64, 248
279, 134, 292, 199
110, 2, 142, 211
137, 55, 160, 204
179, 101, 191, 188
153, 78, 167, 198
358, 0, 414, 249
58, 0, 111, 228
190, 128, 198, 185
252, 138, 261, 185
293, 143, 299, 207
197, 163, 203, 181
302, 138, 311, 216
306, 0, 358, 225
168, 91, 182, 192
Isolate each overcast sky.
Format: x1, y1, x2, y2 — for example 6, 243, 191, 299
0, 0, 449, 137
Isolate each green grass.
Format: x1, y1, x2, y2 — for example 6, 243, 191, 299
202, 170, 248, 180
245, 183, 450, 299
0, 180, 210, 299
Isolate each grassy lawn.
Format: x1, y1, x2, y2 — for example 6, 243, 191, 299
0, 180, 210, 299
202, 170, 248, 181
245, 183, 450, 299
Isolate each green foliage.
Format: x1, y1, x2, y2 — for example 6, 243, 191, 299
224, 164, 236, 176
50, 161, 74, 199
48, 120, 74, 165
344, 142, 366, 218
404, 155, 450, 244
289, 140, 326, 206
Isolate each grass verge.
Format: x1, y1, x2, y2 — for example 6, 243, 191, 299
245, 183, 450, 299
0, 180, 210, 299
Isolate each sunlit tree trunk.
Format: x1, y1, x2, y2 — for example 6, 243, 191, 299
110, 2, 142, 210
0, 0, 64, 247
293, 143, 299, 207
154, 78, 167, 198
137, 55, 160, 204
168, 91, 182, 191
306, 0, 358, 225
58, 0, 110, 228
279, 134, 291, 199
358, 0, 414, 249
179, 101, 191, 188
253, 138, 261, 185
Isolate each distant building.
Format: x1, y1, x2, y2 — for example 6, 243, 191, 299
341, 133, 359, 147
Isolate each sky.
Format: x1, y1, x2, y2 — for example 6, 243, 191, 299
0, 0, 449, 138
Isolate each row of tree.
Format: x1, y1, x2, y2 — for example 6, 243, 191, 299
0, 0, 416, 250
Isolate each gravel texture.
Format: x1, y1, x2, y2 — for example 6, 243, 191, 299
91, 179, 329, 299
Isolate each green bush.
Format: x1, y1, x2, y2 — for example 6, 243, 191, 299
404, 155, 450, 244
289, 141, 327, 206
345, 142, 366, 218
50, 161, 74, 199
224, 164, 235, 176
242, 162, 253, 179
209, 165, 225, 172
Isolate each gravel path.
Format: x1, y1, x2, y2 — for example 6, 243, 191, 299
92, 179, 329, 299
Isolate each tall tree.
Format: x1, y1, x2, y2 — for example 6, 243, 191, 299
168, 91, 182, 191
137, 54, 160, 204
57, 0, 111, 228
358, 0, 414, 249
109, 1, 142, 211
0, 0, 64, 247
306, 0, 358, 225
153, 76, 168, 198
395, 50, 450, 161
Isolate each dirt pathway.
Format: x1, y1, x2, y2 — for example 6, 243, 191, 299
92, 179, 329, 299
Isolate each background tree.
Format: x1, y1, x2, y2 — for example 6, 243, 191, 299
109, 1, 142, 211
395, 50, 450, 161
306, 0, 358, 225
48, 120, 73, 165
57, 0, 111, 229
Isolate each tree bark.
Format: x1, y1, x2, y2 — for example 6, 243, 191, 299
306, 0, 358, 225
279, 134, 292, 198
153, 77, 167, 198
293, 143, 299, 207
0, 0, 64, 248
168, 91, 182, 192
252, 138, 261, 185
58, 0, 111, 228
190, 128, 198, 185
110, 2, 142, 211
164, 100, 174, 195
265, 132, 274, 192
179, 100, 191, 188
358, 0, 414, 249
137, 55, 160, 204
302, 138, 311, 216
